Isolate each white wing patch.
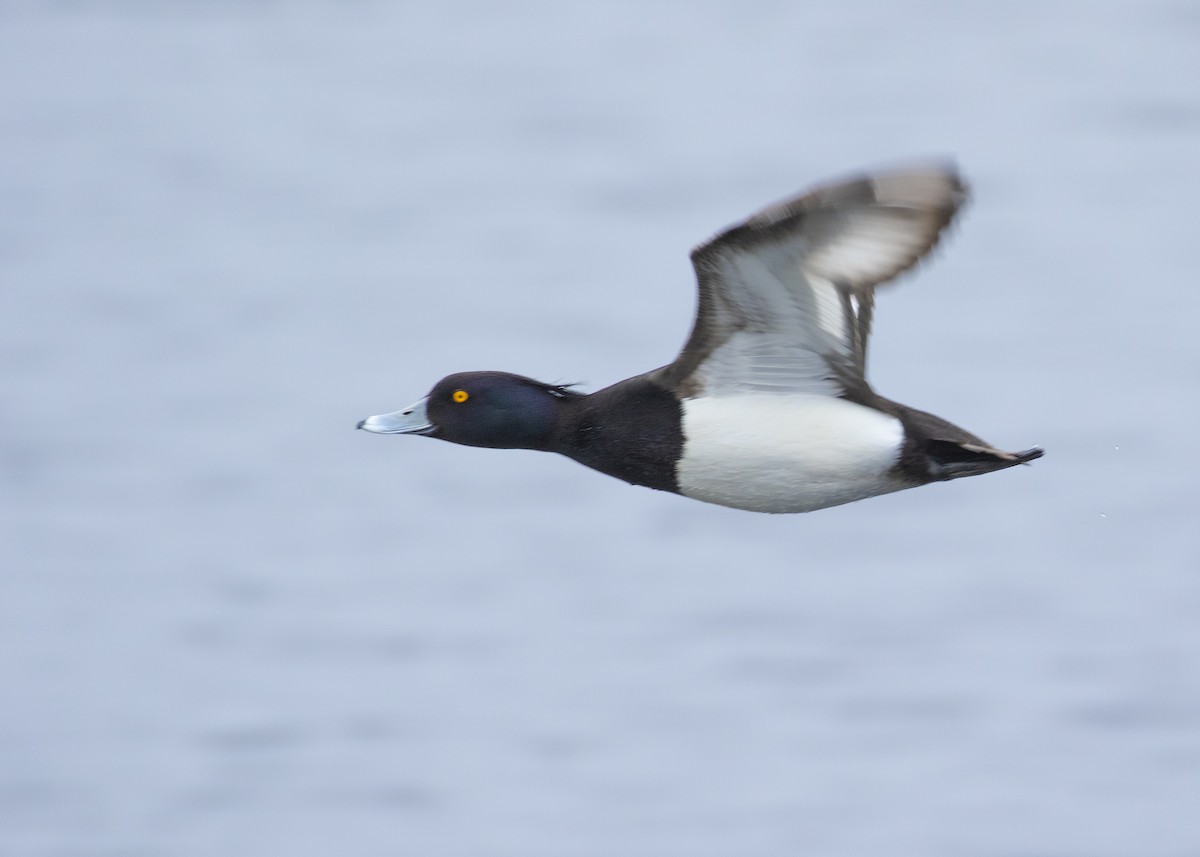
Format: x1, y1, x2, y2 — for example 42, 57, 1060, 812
804, 209, 937, 287
672, 165, 965, 400
810, 273, 849, 342
697, 333, 840, 395
688, 246, 856, 396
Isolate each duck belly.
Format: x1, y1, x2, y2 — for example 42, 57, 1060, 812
676, 395, 906, 513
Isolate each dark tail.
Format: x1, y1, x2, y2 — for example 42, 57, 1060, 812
925, 440, 1044, 482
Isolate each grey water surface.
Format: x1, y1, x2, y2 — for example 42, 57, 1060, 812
2, 2, 1199, 856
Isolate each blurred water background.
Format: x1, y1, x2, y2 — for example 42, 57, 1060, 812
2, 2, 1199, 855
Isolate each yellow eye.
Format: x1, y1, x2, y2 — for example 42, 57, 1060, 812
452, 390, 469, 403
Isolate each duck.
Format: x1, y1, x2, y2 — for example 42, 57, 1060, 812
359, 163, 1043, 513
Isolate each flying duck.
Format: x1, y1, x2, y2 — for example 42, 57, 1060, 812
359, 163, 1042, 513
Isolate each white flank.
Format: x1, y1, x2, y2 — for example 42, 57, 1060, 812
677, 395, 906, 513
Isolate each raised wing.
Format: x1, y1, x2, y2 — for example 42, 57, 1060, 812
654, 164, 968, 399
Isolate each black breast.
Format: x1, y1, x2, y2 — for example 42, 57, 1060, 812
553, 376, 684, 494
